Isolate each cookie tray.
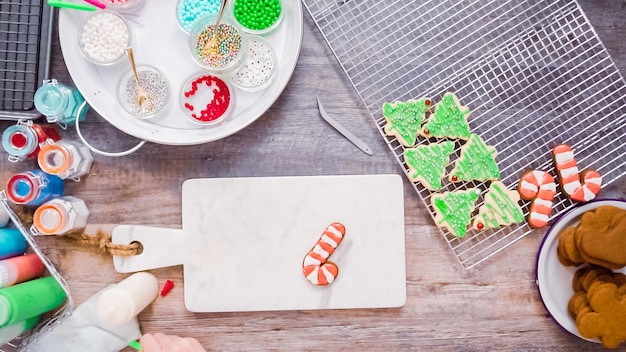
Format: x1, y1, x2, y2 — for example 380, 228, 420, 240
302, 0, 626, 268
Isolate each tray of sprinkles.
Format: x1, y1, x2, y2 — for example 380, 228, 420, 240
57, 0, 302, 145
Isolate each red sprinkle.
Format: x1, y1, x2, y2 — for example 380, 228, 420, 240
425, 99, 431, 106
451, 175, 458, 182
423, 129, 430, 135
160, 279, 174, 297
477, 222, 484, 230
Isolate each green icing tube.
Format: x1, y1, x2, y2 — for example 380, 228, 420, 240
0, 276, 66, 327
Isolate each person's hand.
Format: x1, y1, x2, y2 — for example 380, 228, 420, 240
139, 333, 207, 352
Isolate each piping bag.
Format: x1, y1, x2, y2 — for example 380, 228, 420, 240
25, 272, 158, 352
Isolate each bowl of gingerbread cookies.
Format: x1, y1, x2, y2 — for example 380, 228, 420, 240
536, 200, 626, 349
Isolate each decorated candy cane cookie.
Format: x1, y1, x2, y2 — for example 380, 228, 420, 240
302, 222, 346, 286
517, 170, 557, 228
553, 144, 602, 202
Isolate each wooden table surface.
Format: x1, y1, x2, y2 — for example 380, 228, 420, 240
2, 1, 626, 351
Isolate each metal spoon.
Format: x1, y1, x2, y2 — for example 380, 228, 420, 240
125, 47, 152, 111
204, 0, 228, 54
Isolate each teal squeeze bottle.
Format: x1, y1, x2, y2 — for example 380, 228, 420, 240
0, 229, 27, 260
0, 276, 66, 327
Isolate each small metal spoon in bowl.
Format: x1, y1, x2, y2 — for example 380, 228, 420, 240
125, 47, 152, 111
204, 0, 228, 55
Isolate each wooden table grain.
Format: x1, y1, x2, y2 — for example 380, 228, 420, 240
2, 1, 626, 351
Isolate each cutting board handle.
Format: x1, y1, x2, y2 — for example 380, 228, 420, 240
112, 225, 186, 273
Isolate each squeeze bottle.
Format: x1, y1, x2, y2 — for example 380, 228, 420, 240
0, 254, 45, 288
0, 315, 39, 345
96, 272, 158, 327
0, 228, 27, 260
0, 276, 66, 327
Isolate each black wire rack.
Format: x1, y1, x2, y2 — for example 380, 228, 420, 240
0, 0, 54, 120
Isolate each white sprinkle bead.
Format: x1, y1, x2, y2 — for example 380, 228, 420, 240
80, 12, 130, 64
231, 38, 276, 91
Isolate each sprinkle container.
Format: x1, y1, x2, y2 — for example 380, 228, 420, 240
117, 65, 170, 119
188, 13, 247, 74
231, 36, 277, 92
232, 0, 283, 35
181, 73, 235, 125
6, 170, 64, 207
176, 0, 222, 33
38, 140, 94, 181
78, 11, 132, 65
32, 196, 90, 236
1, 122, 61, 162
34, 79, 88, 125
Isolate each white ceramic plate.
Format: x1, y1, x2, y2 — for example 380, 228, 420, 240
58, 1, 303, 145
535, 199, 626, 343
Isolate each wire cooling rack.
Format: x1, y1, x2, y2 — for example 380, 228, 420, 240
302, 0, 626, 268
0, 0, 54, 120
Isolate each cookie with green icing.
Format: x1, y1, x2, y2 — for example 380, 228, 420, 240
472, 181, 524, 230
404, 141, 454, 190
382, 98, 431, 146
449, 133, 500, 182
421, 92, 471, 140
431, 188, 481, 238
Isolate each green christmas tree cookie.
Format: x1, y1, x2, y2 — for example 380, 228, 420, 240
420, 92, 471, 140
472, 181, 524, 230
449, 133, 501, 182
382, 97, 431, 146
431, 188, 481, 238
404, 141, 454, 190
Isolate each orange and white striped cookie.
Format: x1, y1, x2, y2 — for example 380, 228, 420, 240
518, 170, 557, 228
302, 222, 346, 286
553, 144, 602, 202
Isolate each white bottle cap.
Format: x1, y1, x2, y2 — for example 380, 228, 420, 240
0, 295, 12, 327
0, 205, 9, 228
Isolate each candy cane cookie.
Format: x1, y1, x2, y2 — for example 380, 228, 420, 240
553, 144, 602, 202
302, 222, 346, 286
517, 170, 557, 228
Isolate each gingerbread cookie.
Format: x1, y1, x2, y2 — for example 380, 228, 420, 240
431, 188, 481, 238
577, 283, 626, 348
449, 133, 500, 183
517, 170, 557, 228
556, 206, 626, 270
302, 222, 346, 286
404, 141, 454, 191
472, 181, 524, 230
420, 92, 471, 140
382, 98, 431, 147
553, 144, 602, 202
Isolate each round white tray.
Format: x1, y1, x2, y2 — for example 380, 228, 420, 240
535, 199, 626, 344
58, 1, 303, 145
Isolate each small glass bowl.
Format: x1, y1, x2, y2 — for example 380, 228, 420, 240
78, 11, 132, 66
101, 0, 145, 12
188, 13, 247, 74
176, 0, 222, 34
232, 0, 284, 36
180, 72, 235, 126
230, 36, 277, 92
117, 65, 170, 120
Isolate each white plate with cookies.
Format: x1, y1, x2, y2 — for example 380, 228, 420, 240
535, 199, 626, 345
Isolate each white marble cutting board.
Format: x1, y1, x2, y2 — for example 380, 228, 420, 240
112, 175, 406, 312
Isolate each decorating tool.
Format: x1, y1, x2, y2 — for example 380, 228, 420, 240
47, 0, 97, 11
317, 97, 373, 156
